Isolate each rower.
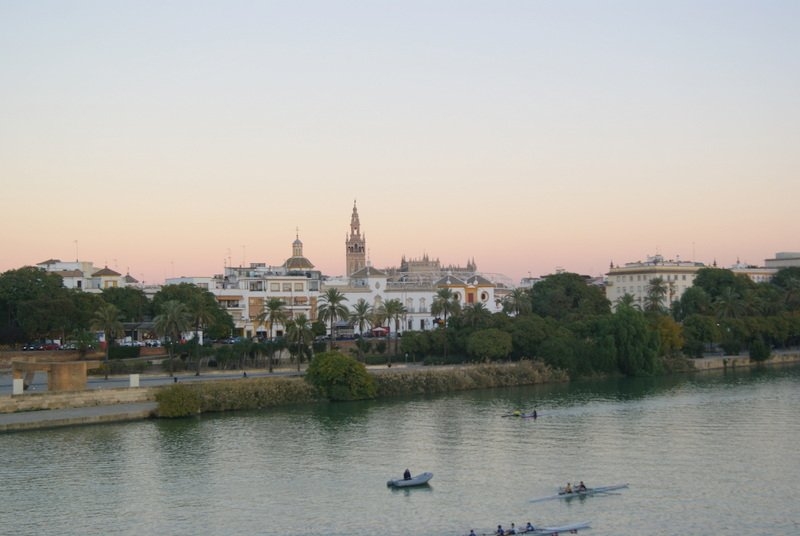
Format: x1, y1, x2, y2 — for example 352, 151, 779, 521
577, 481, 587, 492
526, 522, 536, 532
403, 468, 411, 480
564, 482, 573, 494
496, 524, 505, 535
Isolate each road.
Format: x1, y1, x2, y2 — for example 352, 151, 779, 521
0, 368, 305, 396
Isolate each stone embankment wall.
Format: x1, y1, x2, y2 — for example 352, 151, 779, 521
691, 351, 800, 371
0, 386, 160, 414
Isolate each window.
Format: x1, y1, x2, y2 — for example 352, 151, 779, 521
282, 283, 291, 292
270, 283, 280, 291
294, 282, 303, 291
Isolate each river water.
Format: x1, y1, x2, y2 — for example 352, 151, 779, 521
2, 364, 799, 536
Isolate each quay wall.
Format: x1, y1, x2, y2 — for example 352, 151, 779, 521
691, 351, 800, 371
0, 386, 160, 414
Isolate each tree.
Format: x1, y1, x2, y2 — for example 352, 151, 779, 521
285, 313, 313, 371
305, 351, 376, 401
349, 298, 373, 362
530, 272, 610, 321
644, 277, 668, 314
152, 283, 233, 341
187, 292, 217, 375
502, 288, 532, 316
256, 297, 287, 372
466, 328, 512, 362
0, 267, 69, 344
713, 287, 747, 321
350, 299, 373, 335
431, 287, 461, 359
153, 300, 191, 376
100, 286, 151, 322
381, 298, 407, 358
462, 302, 492, 330
317, 288, 349, 352
90, 303, 124, 380
609, 303, 659, 376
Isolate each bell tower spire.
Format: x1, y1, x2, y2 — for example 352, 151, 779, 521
345, 200, 366, 276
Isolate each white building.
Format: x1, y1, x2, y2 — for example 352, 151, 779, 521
165, 234, 323, 339
605, 255, 705, 309
36, 259, 139, 292
765, 252, 800, 270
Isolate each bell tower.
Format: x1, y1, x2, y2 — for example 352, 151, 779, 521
345, 200, 366, 276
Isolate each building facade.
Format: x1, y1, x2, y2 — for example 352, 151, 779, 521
605, 255, 705, 309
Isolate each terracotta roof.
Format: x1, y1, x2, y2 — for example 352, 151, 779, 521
92, 267, 121, 277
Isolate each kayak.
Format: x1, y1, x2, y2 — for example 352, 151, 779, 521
530, 483, 629, 503
387, 471, 433, 488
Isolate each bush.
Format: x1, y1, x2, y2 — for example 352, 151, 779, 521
749, 337, 771, 362
372, 360, 565, 397
155, 384, 203, 417
155, 376, 319, 417
305, 351, 377, 401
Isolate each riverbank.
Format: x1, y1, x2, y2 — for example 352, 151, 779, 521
2, 352, 799, 432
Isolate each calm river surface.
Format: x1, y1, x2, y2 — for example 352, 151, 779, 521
2, 364, 799, 536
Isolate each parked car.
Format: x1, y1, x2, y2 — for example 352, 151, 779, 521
41, 342, 61, 351
22, 342, 43, 351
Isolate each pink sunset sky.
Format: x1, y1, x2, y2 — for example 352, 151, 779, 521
1, 2, 798, 286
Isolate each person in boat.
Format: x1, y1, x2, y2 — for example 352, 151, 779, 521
564, 482, 573, 494
496, 524, 505, 535
577, 481, 587, 492
403, 468, 411, 480
507, 522, 517, 534
532, 409, 537, 419
468, 530, 476, 536
525, 522, 536, 532
513, 409, 521, 417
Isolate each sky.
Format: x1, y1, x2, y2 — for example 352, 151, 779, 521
1, 1, 798, 286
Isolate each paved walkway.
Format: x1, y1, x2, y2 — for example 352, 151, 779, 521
0, 402, 158, 433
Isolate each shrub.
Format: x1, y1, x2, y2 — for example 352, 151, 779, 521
305, 351, 377, 401
155, 377, 319, 417
749, 337, 771, 362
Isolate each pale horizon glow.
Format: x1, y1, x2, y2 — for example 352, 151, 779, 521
1, 2, 798, 286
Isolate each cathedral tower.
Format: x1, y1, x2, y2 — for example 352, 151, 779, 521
345, 201, 366, 276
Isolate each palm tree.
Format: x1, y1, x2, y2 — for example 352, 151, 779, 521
431, 288, 461, 360
90, 303, 123, 380
256, 297, 287, 372
153, 300, 191, 377
462, 302, 491, 329
382, 298, 407, 357
285, 313, 313, 371
349, 298, 373, 362
188, 293, 216, 375
644, 277, 668, 314
714, 287, 746, 320
317, 288, 349, 351
502, 288, 532, 316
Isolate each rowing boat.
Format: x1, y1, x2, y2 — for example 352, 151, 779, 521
387, 471, 433, 488
501, 411, 538, 419
529, 483, 628, 503
471, 520, 590, 535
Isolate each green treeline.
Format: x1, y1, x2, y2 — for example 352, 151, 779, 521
2, 266, 800, 379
